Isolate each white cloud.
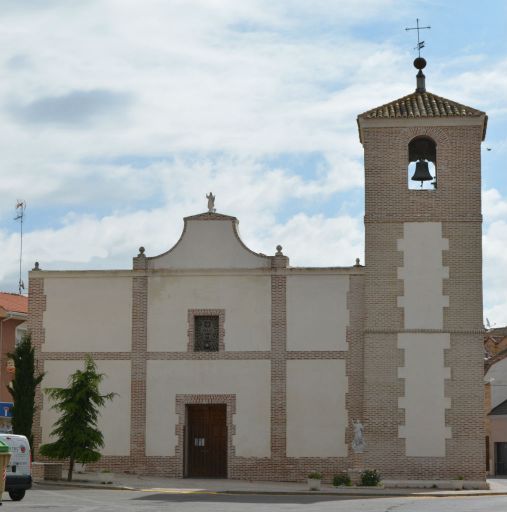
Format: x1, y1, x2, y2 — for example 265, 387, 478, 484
484, 188, 507, 221
0, 153, 363, 290
258, 213, 364, 267
484, 230, 507, 324
484, 187, 507, 325
0, 0, 408, 216
437, 58, 507, 114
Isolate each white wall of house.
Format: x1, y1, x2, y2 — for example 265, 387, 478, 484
43, 277, 132, 352
147, 275, 271, 352
41, 360, 131, 456
486, 358, 507, 409
491, 417, 507, 442
287, 275, 349, 351
145, 360, 271, 457
15, 321, 27, 346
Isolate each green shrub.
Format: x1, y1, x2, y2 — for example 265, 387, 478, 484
360, 469, 381, 486
307, 471, 322, 480
333, 473, 351, 487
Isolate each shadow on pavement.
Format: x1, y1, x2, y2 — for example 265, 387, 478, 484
133, 493, 384, 504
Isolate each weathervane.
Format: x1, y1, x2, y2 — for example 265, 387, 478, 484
14, 200, 26, 295
405, 18, 431, 57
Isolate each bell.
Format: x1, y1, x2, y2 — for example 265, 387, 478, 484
411, 160, 432, 186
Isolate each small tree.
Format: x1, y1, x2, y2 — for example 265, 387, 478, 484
39, 355, 115, 481
7, 332, 45, 449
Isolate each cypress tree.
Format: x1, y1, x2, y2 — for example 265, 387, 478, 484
7, 332, 44, 449
40, 355, 115, 481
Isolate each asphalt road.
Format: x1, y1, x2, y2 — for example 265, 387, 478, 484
3, 486, 507, 512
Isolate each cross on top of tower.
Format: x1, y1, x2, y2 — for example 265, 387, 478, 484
405, 18, 431, 58
405, 19, 431, 94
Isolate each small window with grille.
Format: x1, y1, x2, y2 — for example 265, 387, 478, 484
194, 315, 219, 352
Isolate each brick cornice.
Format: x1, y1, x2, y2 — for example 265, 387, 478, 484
364, 216, 483, 223
365, 328, 485, 334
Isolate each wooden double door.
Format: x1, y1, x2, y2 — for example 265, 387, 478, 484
186, 404, 227, 478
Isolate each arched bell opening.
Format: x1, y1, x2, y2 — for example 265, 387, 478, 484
407, 136, 437, 190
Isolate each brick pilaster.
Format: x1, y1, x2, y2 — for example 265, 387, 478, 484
345, 274, 366, 466
130, 274, 148, 467
271, 249, 288, 459
27, 273, 46, 456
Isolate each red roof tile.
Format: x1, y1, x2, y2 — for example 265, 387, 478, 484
0, 292, 28, 315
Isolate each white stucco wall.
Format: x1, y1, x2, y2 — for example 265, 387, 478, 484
150, 219, 270, 269
41, 360, 131, 456
287, 275, 349, 351
145, 360, 271, 457
485, 358, 507, 409
43, 277, 132, 352
397, 223, 449, 329
286, 360, 348, 457
398, 333, 451, 457
147, 275, 271, 351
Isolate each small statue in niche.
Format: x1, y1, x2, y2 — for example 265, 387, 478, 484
206, 192, 216, 213
351, 419, 366, 453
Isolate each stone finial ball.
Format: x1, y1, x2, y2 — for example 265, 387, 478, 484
413, 57, 427, 70
138, 246, 145, 255
276, 245, 283, 255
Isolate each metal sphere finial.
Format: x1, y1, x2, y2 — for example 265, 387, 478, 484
414, 57, 427, 70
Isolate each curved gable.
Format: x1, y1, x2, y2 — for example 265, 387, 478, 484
147, 212, 271, 269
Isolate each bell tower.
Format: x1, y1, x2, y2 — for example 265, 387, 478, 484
357, 58, 487, 482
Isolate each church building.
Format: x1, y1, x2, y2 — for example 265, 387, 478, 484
28, 58, 487, 486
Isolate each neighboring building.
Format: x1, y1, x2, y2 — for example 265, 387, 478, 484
28, 60, 488, 485
484, 327, 507, 363
484, 327, 507, 475
0, 292, 28, 432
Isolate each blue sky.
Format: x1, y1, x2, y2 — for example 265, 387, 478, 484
1, 0, 507, 324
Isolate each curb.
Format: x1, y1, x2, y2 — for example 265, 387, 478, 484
34, 481, 135, 492
33, 480, 507, 498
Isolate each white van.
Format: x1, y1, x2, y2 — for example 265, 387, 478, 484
0, 434, 32, 501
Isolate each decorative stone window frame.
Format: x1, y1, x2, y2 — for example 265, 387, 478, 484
187, 309, 225, 352
174, 394, 236, 478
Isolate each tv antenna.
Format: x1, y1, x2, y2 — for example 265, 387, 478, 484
405, 18, 431, 57
14, 200, 26, 295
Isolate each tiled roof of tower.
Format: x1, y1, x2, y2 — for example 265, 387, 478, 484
358, 91, 485, 119
0, 292, 28, 315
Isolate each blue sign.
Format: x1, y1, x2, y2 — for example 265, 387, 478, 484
0, 403, 13, 418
